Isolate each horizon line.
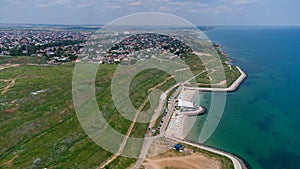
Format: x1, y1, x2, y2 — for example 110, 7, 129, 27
1, 22, 300, 27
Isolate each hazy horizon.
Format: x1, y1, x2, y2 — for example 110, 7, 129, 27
0, 0, 299, 26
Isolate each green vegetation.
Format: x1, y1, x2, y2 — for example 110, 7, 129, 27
0, 55, 47, 65
0, 49, 241, 168
0, 59, 177, 168
180, 53, 205, 75
180, 52, 241, 88
129, 68, 176, 111
105, 156, 136, 169
224, 64, 241, 87
195, 72, 211, 87
0, 63, 112, 168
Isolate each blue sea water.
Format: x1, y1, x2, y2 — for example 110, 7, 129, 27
186, 27, 300, 169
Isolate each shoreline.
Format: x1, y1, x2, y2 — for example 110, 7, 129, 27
163, 66, 248, 169
185, 66, 247, 92
165, 135, 249, 169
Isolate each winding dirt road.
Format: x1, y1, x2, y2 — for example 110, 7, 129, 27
98, 76, 175, 169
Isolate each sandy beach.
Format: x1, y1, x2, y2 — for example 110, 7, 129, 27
165, 88, 205, 139
163, 66, 248, 169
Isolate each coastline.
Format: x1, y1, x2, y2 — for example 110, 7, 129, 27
185, 66, 247, 92
135, 45, 247, 168
163, 66, 248, 169
165, 135, 249, 169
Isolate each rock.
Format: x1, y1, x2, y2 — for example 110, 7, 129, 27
33, 158, 42, 166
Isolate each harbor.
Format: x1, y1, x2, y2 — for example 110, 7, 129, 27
165, 87, 206, 139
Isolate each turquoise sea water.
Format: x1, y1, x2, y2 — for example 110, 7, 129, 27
186, 27, 300, 169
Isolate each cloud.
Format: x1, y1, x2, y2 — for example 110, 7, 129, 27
34, 0, 72, 8
110, 5, 122, 9
157, 1, 208, 12
233, 0, 258, 4
156, 1, 232, 15
131, 1, 142, 7
214, 5, 231, 14
74, 0, 91, 8
35, 4, 51, 8
5, 0, 91, 8
54, 0, 71, 4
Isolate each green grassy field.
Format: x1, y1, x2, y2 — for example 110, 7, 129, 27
0, 63, 113, 168
0, 52, 241, 168
0, 55, 46, 65
0, 59, 176, 168
181, 53, 241, 88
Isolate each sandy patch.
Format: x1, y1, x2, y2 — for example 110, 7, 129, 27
193, 52, 212, 57
143, 152, 220, 169
0, 77, 17, 96
144, 138, 221, 169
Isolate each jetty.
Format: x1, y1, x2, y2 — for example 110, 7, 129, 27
185, 66, 247, 92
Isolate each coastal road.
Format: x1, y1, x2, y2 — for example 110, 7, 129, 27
131, 68, 247, 169
98, 75, 175, 169
131, 85, 182, 169
148, 84, 181, 131
131, 70, 207, 169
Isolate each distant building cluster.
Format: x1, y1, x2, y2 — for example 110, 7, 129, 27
82, 32, 193, 64
0, 28, 195, 65
108, 33, 192, 56
0, 29, 92, 63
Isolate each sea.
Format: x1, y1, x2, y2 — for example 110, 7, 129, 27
186, 26, 300, 169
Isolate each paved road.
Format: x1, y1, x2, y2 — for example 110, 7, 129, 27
99, 76, 175, 169
131, 85, 182, 169
147, 84, 179, 129
132, 67, 247, 169
131, 71, 207, 169
131, 68, 247, 169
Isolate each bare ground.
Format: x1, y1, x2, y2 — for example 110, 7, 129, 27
143, 152, 221, 169
144, 138, 221, 169
0, 77, 17, 96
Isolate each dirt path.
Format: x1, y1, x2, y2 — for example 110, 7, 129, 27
0, 77, 17, 96
197, 80, 227, 87
0, 64, 20, 71
98, 76, 174, 169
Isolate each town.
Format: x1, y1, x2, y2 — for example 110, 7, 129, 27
0, 28, 197, 65
80, 30, 199, 64
0, 28, 93, 63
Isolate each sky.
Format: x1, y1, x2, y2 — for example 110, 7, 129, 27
0, 0, 299, 26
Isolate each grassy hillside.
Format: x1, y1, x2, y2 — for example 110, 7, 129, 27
0, 51, 242, 168
0, 61, 175, 168
0, 64, 110, 168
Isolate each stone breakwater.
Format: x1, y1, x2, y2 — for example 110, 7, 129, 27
185, 66, 247, 92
